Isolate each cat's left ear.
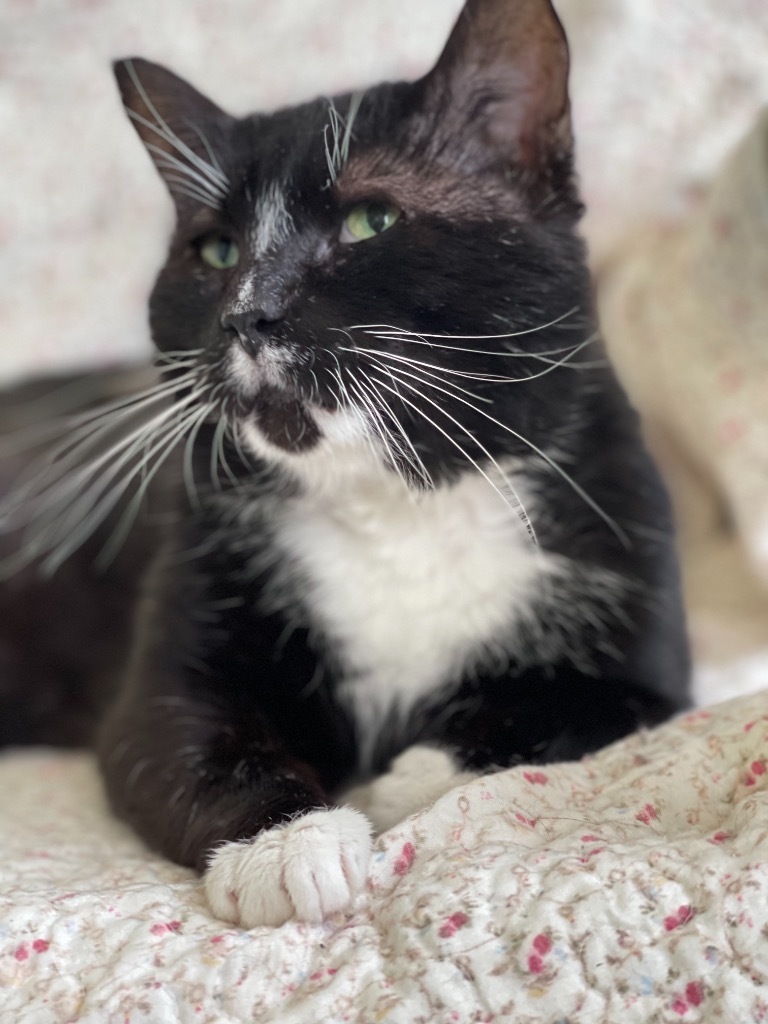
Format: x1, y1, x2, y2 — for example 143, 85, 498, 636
418, 0, 572, 171
114, 58, 234, 211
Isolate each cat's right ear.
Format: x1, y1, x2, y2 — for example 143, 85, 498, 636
113, 58, 233, 211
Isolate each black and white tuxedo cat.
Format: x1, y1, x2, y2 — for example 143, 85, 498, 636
0, 0, 689, 928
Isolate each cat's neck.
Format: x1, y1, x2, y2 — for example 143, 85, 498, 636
290, 454, 532, 542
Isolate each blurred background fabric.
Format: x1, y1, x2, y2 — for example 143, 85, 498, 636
1, 0, 767, 383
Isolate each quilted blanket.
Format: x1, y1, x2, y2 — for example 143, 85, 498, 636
2, 674, 768, 1023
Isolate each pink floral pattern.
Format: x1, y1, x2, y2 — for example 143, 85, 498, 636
3, 683, 768, 1021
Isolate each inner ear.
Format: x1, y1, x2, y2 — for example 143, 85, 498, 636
114, 58, 234, 211
418, 0, 571, 171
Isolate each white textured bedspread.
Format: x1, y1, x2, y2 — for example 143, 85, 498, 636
2, 676, 768, 1023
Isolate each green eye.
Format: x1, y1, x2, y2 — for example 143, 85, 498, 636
199, 234, 240, 269
341, 201, 402, 243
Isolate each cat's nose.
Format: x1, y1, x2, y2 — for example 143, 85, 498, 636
221, 310, 281, 358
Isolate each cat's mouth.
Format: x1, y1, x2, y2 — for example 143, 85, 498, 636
226, 341, 319, 452
226, 340, 373, 460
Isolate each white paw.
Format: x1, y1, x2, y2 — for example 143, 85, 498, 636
204, 807, 372, 928
342, 746, 477, 834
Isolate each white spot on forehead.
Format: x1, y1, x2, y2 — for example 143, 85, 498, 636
252, 180, 293, 258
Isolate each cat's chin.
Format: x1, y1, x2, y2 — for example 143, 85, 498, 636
246, 385, 321, 453
238, 396, 404, 494
237, 385, 372, 457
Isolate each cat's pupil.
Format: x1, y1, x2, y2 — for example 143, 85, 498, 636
366, 203, 390, 234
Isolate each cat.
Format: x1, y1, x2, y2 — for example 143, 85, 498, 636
0, 0, 690, 929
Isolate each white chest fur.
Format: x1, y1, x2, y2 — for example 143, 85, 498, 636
264, 469, 558, 753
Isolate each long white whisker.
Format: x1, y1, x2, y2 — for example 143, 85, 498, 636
95, 401, 218, 571
354, 334, 600, 384
355, 371, 434, 490
331, 366, 353, 410
375, 363, 538, 544
25, 395, 200, 545
345, 373, 414, 492
323, 367, 343, 411
379, 360, 628, 547
3, 401, 179, 526
0, 372, 194, 463
210, 408, 240, 489
328, 367, 383, 468
20, 380, 207, 531
155, 348, 205, 363
183, 398, 213, 510
0, 407, 176, 577
93, 409, 201, 568
348, 308, 579, 342
1, 374, 200, 518
370, 332, 594, 361
347, 348, 493, 401
41, 399, 209, 575
227, 416, 251, 470
345, 375, 403, 482
333, 322, 596, 361
370, 369, 538, 546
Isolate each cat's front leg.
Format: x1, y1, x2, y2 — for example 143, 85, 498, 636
97, 693, 371, 928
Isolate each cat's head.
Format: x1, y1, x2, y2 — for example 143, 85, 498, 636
115, 0, 595, 494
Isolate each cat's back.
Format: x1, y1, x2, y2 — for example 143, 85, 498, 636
0, 368, 169, 746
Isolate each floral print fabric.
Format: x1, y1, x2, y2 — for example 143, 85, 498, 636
2, 686, 768, 1022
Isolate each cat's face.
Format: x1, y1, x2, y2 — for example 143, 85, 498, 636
116, 0, 595, 491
